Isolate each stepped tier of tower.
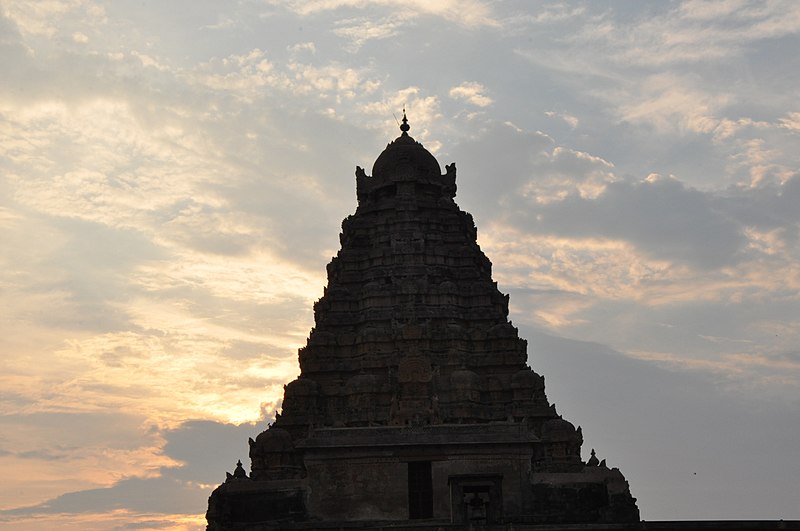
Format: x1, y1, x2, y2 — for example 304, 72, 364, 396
284, 182, 553, 429
264, 124, 574, 470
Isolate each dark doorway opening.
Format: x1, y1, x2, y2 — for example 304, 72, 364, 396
408, 461, 433, 519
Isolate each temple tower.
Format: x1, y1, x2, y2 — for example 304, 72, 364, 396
206, 115, 639, 529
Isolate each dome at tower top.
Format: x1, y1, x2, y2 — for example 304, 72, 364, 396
371, 113, 441, 180
355, 111, 457, 203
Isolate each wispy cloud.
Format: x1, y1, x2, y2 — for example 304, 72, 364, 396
270, 0, 499, 27
449, 81, 493, 107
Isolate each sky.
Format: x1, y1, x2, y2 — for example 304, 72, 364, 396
1, 0, 799, 529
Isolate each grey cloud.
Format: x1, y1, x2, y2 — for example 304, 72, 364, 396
549, 146, 613, 176
161, 420, 261, 483
0, 419, 263, 516
776, 174, 800, 221
16, 447, 78, 461
0, 25, 161, 109
522, 176, 745, 269
155, 198, 260, 257
1, 476, 204, 516
220, 173, 344, 265
551, 1, 800, 68
113, 519, 180, 530
563, 293, 800, 369
450, 122, 748, 269
0, 10, 27, 54
776, 350, 800, 364
0, 13, 46, 103
449, 122, 554, 219
100, 2, 262, 65
0, 391, 36, 409
99, 346, 135, 368
722, 173, 800, 249
208, 114, 378, 267
524, 328, 800, 520
506, 3, 800, 190
30, 218, 163, 333
52, 218, 166, 270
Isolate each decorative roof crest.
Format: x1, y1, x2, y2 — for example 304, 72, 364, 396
400, 107, 410, 135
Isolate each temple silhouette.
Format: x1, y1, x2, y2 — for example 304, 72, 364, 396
206, 114, 641, 529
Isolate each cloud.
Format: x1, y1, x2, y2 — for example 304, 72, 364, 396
508, 1, 800, 193
333, 16, 404, 51
192, 48, 279, 98
526, 328, 800, 520
287, 41, 316, 55
545, 110, 579, 128
2, 1, 106, 38
0, 419, 262, 519
160, 420, 261, 483
2, 477, 202, 516
617, 73, 732, 134
449, 121, 554, 214
449, 81, 493, 107
360, 86, 443, 147
270, 0, 498, 27
779, 111, 800, 131
451, 120, 800, 272
586, 0, 800, 66
519, 175, 745, 269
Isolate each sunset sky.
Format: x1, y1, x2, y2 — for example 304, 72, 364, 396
1, 1, 799, 529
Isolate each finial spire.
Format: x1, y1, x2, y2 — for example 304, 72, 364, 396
400, 107, 410, 135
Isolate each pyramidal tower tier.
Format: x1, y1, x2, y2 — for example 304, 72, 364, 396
207, 115, 639, 529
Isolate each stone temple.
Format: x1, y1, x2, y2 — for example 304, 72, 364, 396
206, 115, 640, 529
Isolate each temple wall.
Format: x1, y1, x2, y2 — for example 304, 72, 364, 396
303, 442, 533, 523
305, 453, 408, 520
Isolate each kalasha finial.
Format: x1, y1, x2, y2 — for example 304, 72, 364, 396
400, 107, 410, 134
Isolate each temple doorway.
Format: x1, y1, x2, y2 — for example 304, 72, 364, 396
408, 461, 433, 519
